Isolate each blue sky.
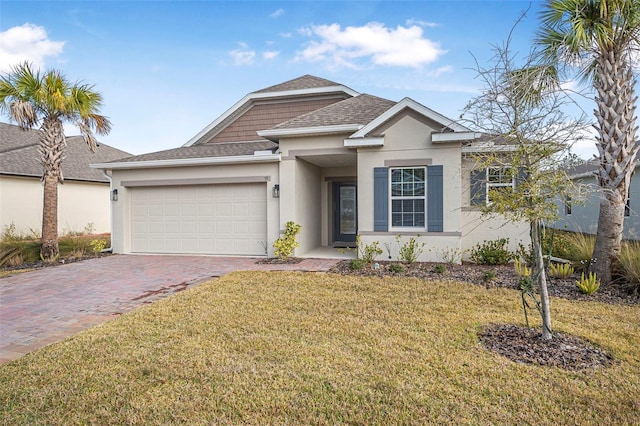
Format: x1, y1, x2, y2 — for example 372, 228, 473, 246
0, 0, 598, 158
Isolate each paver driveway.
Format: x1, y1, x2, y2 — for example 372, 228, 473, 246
0, 254, 339, 364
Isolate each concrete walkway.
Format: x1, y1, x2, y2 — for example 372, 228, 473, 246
0, 254, 340, 364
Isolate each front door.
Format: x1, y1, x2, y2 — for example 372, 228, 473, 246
333, 183, 357, 244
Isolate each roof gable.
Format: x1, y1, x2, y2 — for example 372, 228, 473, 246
183, 75, 359, 147
0, 122, 131, 182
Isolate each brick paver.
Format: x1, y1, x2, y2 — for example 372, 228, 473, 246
0, 254, 339, 364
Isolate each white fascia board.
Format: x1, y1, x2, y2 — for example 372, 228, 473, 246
350, 97, 471, 139
432, 132, 482, 143
91, 153, 281, 170
344, 137, 384, 148
183, 85, 360, 147
257, 124, 363, 139
462, 143, 518, 153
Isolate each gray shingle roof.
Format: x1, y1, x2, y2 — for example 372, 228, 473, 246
253, 75, 344, 94
110, 140, 278, 163
269, 94, 396, 130
0, 122, 131, 182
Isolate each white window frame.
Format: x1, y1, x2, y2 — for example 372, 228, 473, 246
486, 167, 515, 205
389, 167, 427, 230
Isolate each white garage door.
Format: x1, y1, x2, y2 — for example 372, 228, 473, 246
130, 183, 267, 255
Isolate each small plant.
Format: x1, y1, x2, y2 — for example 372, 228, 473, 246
90, 239, 107, 253
1, 223, 26, 243
396, 235, 425, 264
482, 271, 497, 283
576, 272, 600, 295
356, 236, 383, 264
514, 258, 531, 277
432, 264, 446, 274
349, 258, 365, 270
258, 240, 271, 255
83, 222, 96, 235
273, 221, 302, 260
548, 262, 574, 279
434, 247, 466, 264
388, 263, 404, 273
470, 239, 512, 265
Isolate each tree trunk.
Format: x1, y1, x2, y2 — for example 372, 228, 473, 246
39, 118, 65, 262
41, 174, 59, 261
591, 195, 625, 285
591, 49, 639, 285
531, 220, 552, 340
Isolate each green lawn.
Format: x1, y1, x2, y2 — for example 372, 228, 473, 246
1, 271, 638, 425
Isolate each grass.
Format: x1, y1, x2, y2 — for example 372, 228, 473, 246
1, 271, 638, 425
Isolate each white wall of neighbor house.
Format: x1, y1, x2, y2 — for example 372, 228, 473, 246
0, 175, 111, 236
109, 162, 280, 255
356, 111, 465, 262
459, 157, 531, 256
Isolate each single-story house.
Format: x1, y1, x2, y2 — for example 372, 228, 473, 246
552, 160, 639, 240
93, 75, 529, 260
0, 122, 131, 236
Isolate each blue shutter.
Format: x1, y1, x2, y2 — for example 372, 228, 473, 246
427, 165, 443, 232
374, 167, 388, 232
470, 169, 486, 206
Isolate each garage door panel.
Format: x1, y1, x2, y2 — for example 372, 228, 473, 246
131, 183, 267, 255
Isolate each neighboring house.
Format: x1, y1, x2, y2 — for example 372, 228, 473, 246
551, 160, 639, 240
93, 75, 529, 260
0, 122, 131, 236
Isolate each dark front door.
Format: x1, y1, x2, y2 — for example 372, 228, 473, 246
333, 183, 357, 244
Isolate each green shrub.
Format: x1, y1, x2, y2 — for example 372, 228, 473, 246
576, 272, 600, 295
90, 239, 107, 253
0, 240, 40, 267
349, 258, 365, 270
470, 239, 512, 265
273, 221, 301, 260
432, 264, 446, 274
356, 236, 382, 264
396, 235, 425, 264
618, 241, 640, 295
482, 271, 497, 282
388, 263, 404, 273
548, 262, 574, 279
563, 232, 595, 270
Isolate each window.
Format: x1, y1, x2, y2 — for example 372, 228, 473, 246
486, 167, 515, 204
390, 167, 426, 228
565, 195, 572, 215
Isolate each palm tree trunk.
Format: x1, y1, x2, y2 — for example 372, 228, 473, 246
591, 195, 625, 285
41, 174, 59, 261
591, 49, 639, 285
39, 118, 65, 262
531, 220, 552, 340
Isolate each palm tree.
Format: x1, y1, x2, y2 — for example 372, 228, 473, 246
536, 0, 640, 285
0, 62, 111, 261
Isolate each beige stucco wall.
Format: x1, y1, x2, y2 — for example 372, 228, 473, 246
0, 175, 111, 236
357, 112, 464, 262
109, 161, 280, 255
459, 158, 531, 258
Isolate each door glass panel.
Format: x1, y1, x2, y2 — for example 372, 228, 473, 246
339, 186, 356, 235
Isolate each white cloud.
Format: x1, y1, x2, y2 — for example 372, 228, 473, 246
406, 19, 439, 28
0, 23, 65, 72
263, 50, 280, 60
296, 22, 445, 69
270, 8, 284, 18
229, 43, 255, 65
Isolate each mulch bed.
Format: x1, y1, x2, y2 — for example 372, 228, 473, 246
330, 260, 638, 371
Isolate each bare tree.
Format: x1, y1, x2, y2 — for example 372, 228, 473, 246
461, 30, 590, 339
